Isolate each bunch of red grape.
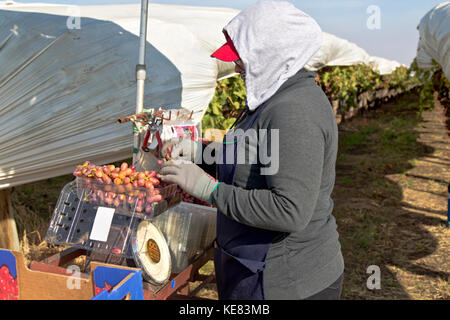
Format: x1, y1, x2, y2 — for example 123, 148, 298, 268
73, 161, 172, 214
177, 187, 214, 208
0, 265, 18, 300
172, 171, 217, 208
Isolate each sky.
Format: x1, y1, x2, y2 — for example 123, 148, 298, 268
13, 0, 444, 66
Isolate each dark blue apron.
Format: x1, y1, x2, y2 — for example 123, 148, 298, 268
214, 103, 285, 300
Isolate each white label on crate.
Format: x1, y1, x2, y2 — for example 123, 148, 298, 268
89, 207, 115, 242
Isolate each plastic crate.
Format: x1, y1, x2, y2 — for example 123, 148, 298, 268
45, 178, 180, 259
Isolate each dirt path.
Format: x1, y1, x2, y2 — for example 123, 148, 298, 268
382, 98, 449, 300
332, 92, 449, 299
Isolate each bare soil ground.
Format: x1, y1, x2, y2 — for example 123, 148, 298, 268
10, 92, 449, 300
331, 92, 449, 299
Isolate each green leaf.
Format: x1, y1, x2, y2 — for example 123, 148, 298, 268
223, 118, 237, 130
212, 103, 222, 116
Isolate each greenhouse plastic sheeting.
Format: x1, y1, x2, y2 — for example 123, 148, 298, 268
0, 1, 238, 189
0, 1, 404, 189
416, 2, 450, 79
304, 32, 403, 75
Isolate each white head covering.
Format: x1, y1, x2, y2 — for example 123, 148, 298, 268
224, 0, 323, 110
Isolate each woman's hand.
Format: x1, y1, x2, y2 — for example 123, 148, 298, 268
159, 160, 219, 204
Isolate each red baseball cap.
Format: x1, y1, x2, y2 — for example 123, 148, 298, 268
211, 32, 240, 62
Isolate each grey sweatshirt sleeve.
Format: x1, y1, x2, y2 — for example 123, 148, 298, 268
210, 101, 326, 233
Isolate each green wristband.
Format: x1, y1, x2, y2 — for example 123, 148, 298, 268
209, 182, 221, 205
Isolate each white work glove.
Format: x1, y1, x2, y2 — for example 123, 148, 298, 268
159, 160, 220, 204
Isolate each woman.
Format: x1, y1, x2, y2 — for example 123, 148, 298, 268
160, 0, 344, 300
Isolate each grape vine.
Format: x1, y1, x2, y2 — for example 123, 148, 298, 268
410, 59, 449, 112
202, 76, 247, 132
201, 63, 446, 133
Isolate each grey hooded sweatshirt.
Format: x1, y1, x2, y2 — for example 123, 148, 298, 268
210, 1, 344, 299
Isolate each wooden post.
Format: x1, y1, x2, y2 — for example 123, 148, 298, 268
0, 188, 20, 251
